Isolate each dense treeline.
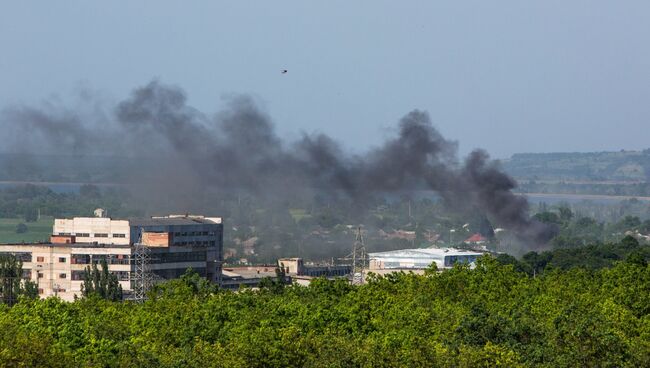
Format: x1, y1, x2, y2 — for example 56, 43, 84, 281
531, 205, 650, 247
497, 235, 650, 275
0, 257, 648, 367
0, 184, 142, 221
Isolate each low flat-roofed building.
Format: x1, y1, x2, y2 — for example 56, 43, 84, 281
220, 266, 290, 290
278, 257, 352, 278
369, 247, 484, 270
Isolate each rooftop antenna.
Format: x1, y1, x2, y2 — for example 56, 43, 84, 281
350, 226, 367, 285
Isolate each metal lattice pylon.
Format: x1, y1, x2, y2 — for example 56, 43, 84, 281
131, 229, 158, 302
132, 241, 153, 302
350, 226, 367, 285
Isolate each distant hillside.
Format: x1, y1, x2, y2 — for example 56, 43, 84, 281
502, 149, 650, 182
0, 153, 173, 184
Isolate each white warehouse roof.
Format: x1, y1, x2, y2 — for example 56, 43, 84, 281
368, 247, 484, 269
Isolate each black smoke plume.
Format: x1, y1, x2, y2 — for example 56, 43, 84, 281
0, 80, 557, 246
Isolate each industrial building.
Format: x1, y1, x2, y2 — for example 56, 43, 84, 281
277, 258, 351, 278
1, 213, 224, 301
219, 258, 352, 289
368, 247, 484, 270
128, 215, 224, 281
220, 265, 291, 290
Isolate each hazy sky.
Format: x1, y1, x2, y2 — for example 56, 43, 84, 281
1, 1, 649, 158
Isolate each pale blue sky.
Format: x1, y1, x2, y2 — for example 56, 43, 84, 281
1, 1, 649, 158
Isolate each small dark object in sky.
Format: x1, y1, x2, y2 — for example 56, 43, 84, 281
281, 70, 287, 74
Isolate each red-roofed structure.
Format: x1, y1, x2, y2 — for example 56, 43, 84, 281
464, 233, 487, 244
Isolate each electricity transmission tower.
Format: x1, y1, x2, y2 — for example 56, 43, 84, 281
131, 230, 159, 302
132, 241, 153, 302
350, 226, 367, 285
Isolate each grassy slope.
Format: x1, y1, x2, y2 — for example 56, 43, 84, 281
503, 150, 650, 181
0, 216, 53, 243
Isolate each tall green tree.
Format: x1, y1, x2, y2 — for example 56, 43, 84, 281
81, 259, 122, 301
0, 254, 38, 306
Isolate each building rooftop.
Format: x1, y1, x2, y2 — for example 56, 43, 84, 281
129, 216, 222, 227
369, 247, 484, 259
464, 233, 488, 243
223, 266, 277, 279
0, 242, 131, 249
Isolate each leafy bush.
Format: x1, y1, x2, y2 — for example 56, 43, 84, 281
15, 223, 27, 234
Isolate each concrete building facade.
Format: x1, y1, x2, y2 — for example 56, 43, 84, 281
53, 214, 223, 282
54, 217, 130, 245
0, 243, 132, 301
1, 214, 224, 301
277, 258, 351, 278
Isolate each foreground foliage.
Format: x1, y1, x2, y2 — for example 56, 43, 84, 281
80, 259, 123, 302
0, 258, 648, 367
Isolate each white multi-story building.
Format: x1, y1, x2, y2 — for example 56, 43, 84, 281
1, 214, 224, 301
53, 217, 130, 245
0, 242, 132, 301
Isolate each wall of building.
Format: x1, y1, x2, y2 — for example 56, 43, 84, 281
277, 258, 352, 278
130, 220, 223, 283
53, 216, 224, 284
53, 218, 130, 245
278, 258, 303, 274
368, 248, 483, 270
0, 244, 131, 302
0, 242, 217, 301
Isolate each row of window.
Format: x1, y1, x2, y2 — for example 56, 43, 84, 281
31, 252, 206, 264
38, 287, 66, 294
70, 270, 129, 281
32, 270, 130, 281
153, 267, 206, 279
58, 231, 220, 238
0, 252, 31, 262
30, 255, 129, 265
156, 251, 207, 263
172, 231, 216, 237
34, 256, 67, 263
172, 240, 216, 247
34, 272, 67, 279
58, 233, 126, 238
71, 254, 129, 265
443, 255, 478, 267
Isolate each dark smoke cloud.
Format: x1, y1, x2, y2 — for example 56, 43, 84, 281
0, 80, 557, 246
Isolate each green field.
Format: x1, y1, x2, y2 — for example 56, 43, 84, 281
289, 208, 311, 221
0, 217, 53, 244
